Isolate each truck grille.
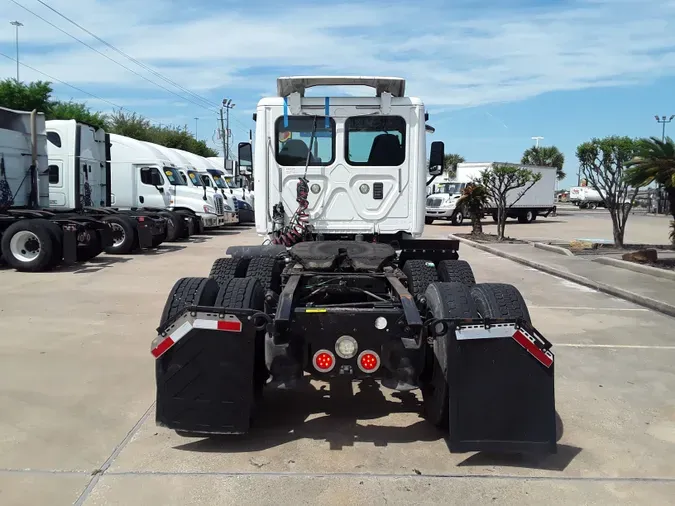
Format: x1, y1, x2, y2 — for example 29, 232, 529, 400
214, 194, 224, 215
427, 198, 442, 207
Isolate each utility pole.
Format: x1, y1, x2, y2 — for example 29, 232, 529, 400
194, 117, 199, 139
10, 21, 23, 82
222, 99, 235, 160
531, 136, 544, 148
218, 109, 227, 169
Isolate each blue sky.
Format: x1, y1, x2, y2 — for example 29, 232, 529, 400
1, 0, 674, 190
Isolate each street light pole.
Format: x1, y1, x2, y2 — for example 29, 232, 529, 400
10, 21, 23, 82
531, 136, 544, 148
655, 115, 675, 142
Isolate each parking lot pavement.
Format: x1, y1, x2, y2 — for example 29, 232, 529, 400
1, 229, 674, 505
426, 210, 673, 245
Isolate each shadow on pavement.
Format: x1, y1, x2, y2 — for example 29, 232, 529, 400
57, 255, 132, 274
174, 378, 444, 453
142, 244, 188, 255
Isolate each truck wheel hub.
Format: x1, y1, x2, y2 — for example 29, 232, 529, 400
9, 231, 40, 262
110, 223, 126, 247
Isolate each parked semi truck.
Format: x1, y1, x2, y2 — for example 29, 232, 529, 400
46, 120, 169, 254
142, 143, 238, 227
108, 133, 229, 237
426, 162, 557, 225
0, 107, 111, 271
152, 76, 556, 454
200, 160, 254, 224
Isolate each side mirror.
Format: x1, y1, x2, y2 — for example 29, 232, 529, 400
150, 171, 164, 191
428, 141, 444, 176
238, 142, 253, 171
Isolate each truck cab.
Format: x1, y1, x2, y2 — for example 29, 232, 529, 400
107, 134, 218, 230
239, 76, 443, 242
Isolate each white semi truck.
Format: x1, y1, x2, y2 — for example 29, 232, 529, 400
107, 133, 225, 236
141, 143, 238, 227
46, 120, 169, 254
201, 159, 254, 223
426, 162, 557, 225
152, 76, 557, 455
0, 107, 112, 271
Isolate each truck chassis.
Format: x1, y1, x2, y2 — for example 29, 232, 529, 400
152, 239, 556, 454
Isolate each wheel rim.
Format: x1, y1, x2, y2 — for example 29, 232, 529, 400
109, 223, 126, 248
527, 211, 533, 221
9, 230, 41, 262
456, 212, 463, 223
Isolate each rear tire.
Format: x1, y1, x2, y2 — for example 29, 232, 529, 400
215, 277, 268, 397
209, 257, 250, 286
451, 209, 464, 226
0, 220, 55, 272
437, 259, 475, 285
102, 215, 137, 254
425, 217, 434, 225
421, 282, 479, 429
159, 277, 221, 326
470, 283, 531, 324
402, 259, 438, 297
518, 210, 535, 224
31, 219, 63, 267
159, 211, 185, 242
245, 256, 282, 293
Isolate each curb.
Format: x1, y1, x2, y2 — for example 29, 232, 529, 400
533, 242, 575, 257
451, 234, 675, 318
593, 256, 675, 282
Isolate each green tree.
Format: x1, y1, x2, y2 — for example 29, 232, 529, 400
625, 136, 675, 244
521, 145, 566, 181
106, 110, 153, 141
476, 164, 542, 241
457, 182, 489, 235
576, 136, 640, 247
49, 100, 107, 129
0, 79, 52, 113
443, 153, 465, 178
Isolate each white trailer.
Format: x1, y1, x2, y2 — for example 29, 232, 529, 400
426, 162, 557, 225
569, 186, 605, 208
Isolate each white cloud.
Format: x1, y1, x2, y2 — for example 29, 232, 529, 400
1, 0, 674, 116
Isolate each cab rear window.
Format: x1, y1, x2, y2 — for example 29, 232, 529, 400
345, 116, 406, 166
275, 116, 335, 166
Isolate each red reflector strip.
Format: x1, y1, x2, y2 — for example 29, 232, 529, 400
217, 320, 242, 332
137, 216, 145, 222
151, 336, 174, 358
512, 329, 553, 368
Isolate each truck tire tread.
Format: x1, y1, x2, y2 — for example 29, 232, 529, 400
245, 257, 282, 293
160, 277, 220, 326
402, 259, 439, 296
102, 215, 137, 255
437, 259, 476, 285
0, 220, 55, 272
470, 283, 531, 323
209, 257, 250, 286
422, 282, 479, 429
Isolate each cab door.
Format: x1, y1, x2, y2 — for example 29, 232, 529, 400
137, 167, 170, 208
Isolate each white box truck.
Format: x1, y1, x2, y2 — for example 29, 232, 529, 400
426, 162, 557, 225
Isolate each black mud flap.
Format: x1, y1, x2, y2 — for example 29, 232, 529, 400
447, 320, 556, 454
98, 224, 113, 249
137, 223, 153, 248
62, 225, 78, 265
153, 308, 258, 434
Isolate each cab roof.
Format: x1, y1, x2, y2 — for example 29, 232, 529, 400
277, 76, 405, 98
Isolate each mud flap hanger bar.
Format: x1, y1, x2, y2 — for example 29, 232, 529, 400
427, 318, 554, 368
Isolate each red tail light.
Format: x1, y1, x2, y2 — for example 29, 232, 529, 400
313, 349, 335, 372
358, 350, 380, 373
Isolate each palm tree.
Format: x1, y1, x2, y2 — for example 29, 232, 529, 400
521, 145, 566, 181
443, 153, 465, 178
625, 136, 675, 244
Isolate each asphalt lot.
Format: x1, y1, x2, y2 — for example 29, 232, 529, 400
427, 204, 673, 245
1, 222, 674, 505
